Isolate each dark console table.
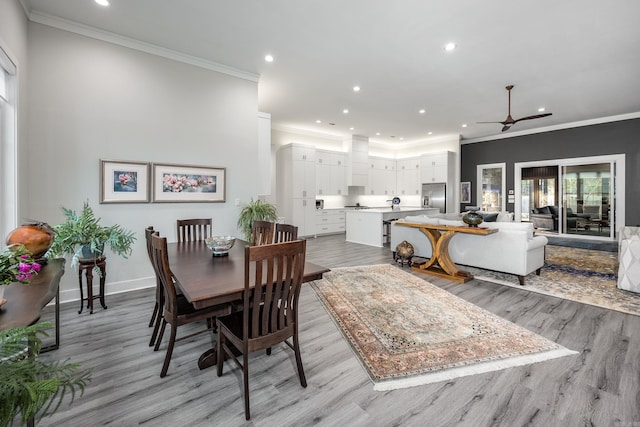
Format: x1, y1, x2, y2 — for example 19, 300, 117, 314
0, 258, 65, 352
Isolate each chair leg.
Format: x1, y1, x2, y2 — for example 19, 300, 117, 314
293, 334, 307, 388
149, 310, 163, 347
154, 319, 167, 351
160, 325, 177, 378
266, 347, 271, 355
148, 302, 158, 327
216, 332, 224, 377
243, 352, 250, 420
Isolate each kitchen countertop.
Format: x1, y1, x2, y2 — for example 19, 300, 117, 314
345, 206, 430, 213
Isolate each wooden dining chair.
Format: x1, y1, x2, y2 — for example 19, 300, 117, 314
177, 218, 212, 242
274, 223, 298, 243
216, 240, 307, 420
150, 234, 230, 378
145, 226, 163, 347
251, 220, 275, 246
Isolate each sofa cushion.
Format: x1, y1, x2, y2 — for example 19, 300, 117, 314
400, 215, 439, 224
480, 212, 499, 222
496, 211, 514, 222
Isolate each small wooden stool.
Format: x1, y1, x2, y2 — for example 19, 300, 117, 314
78, 257, 107, 314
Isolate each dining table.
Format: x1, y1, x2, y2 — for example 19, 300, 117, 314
166, 239, 330, 370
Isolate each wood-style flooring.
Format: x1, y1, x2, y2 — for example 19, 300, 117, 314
35, 234, 640, 426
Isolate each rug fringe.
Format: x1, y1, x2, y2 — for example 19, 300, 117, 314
373, 348, 578, 391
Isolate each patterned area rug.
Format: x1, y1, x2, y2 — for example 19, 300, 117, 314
311, 264, 576, 391
465, 245, 640, 316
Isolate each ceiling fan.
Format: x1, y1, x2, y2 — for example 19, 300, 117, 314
478, 85, 552, 132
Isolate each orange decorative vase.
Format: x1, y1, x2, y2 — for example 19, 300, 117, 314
5, 222, 55, 263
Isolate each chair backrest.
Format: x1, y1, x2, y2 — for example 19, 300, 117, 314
177, 218, 212, 242
251, 220, 275, 246
274, 223, 298, 243
150, 234, 179, 317
243, 240, 306, 341
144, 226, 155, 264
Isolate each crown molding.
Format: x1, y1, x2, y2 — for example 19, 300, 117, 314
461, 112, 640, 144
28, 10, 260, 83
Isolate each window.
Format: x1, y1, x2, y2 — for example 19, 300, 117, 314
476, 163, 506, 212
0, 45, 17, 240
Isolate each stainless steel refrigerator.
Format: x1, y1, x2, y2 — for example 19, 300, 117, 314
422, 183, 446, 213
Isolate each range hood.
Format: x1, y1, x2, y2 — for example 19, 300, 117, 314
343, 135, 368, 187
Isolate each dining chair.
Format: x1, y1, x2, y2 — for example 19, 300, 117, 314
145, 226, 163, 347
274, 223, 298, 243
251, 220, 275, 246
216, 239, 307, 420
150, 234, 230, 378
177, 218, 212, 243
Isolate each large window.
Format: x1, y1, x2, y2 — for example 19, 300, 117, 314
477, 163, 506, 212
0, 45, 17, 240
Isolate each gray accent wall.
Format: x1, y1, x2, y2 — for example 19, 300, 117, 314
460, 118, 640, 226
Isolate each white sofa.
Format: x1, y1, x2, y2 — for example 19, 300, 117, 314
390, 215, 548, 285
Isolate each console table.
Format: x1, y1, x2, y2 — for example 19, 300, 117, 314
0, 258, 65, 352
395, 222, 498, 283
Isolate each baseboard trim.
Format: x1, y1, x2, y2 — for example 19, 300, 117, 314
58, 276, 156, 305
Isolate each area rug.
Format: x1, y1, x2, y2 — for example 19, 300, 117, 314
311, 264, 577, 391
465, 245, 640, 316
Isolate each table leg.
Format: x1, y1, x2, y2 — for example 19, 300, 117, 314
412, 228, 474, 283
86, 267, 94, 314
99, 264, 107, 310
198, 348, 218, 370
78, 268, 84, 314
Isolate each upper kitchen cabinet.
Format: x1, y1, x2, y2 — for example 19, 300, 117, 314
396, 157, 421, 196
277, 144, 317, 236
367, 157, 396, 196
316, 150, 346, 196
420, 152, 454, 184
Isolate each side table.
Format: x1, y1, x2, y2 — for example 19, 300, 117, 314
78, 257, 107, 314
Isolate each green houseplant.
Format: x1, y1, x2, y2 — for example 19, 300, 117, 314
0, 322, 91, 427
48, 202, 136, 267
237, 199, 279, 242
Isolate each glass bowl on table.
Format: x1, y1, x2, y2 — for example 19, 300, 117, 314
205, 236, 236, 257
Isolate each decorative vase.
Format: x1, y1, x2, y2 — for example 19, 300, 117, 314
462, 208, 483, 228
394, 240, 415, 267
5, 222, 55, 264
80, 245, 104, 261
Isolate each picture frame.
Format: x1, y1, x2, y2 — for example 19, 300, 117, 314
460, 181, 471, 204
100, 160, 150, 204
152, 163, 226, 203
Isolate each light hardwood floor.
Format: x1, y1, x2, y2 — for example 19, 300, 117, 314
36, 234, 640, 427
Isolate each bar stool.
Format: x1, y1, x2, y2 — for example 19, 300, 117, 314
78, 257, 107, 314
382, 218, 398, 244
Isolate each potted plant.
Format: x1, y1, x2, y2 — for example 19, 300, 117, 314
0, 322, 91, 426
237, 198, 279, 242
47, 202, 136, 268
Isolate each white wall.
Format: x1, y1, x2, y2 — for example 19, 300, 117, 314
26, 23, 260, 299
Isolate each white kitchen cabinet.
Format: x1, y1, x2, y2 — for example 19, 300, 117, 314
315, 209, 346, 235
420, 152, 453, 184
277, 144, 317, 236
367, 157, 396, 196
396, 157, 421, 196
316, 150, 346, 196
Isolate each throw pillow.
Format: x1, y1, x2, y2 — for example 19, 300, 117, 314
480, 212, 499, 222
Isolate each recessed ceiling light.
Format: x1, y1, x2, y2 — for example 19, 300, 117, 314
419, 109, 426, 114
315, 120, 322, 124
444, 42, 457, 51
349, 127, 355, 131
353, 86, 360, 92
376, 132, 381, 136
538, 107, 546, 112
264, 54, 274, 63
462, 124, 467, 128
95, 0, 110, 6
428, 132, 433, 135
400, 137, 404, 141
343, 109, 349, 114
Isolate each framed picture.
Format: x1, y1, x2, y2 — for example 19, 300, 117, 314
460, 181, 471, 204
152, 163, 226, 203
100, 160, 150, 204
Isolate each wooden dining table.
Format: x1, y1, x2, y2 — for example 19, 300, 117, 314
166, 239, 330, 369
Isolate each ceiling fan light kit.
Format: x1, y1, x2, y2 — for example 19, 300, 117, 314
478, 85, 552, 132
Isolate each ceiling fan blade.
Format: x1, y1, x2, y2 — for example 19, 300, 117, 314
513, 113, 552, 123
502, 125, 511, 132
477, 121, 506, 124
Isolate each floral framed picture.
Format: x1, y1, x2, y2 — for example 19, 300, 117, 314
152, 163, 226, 203
460, 181, 471, 204
100, 160, 150, 204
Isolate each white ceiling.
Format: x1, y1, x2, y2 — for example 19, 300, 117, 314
22, 0, 640, 143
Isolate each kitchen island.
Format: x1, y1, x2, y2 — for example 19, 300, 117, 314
345, 207, 439, 247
